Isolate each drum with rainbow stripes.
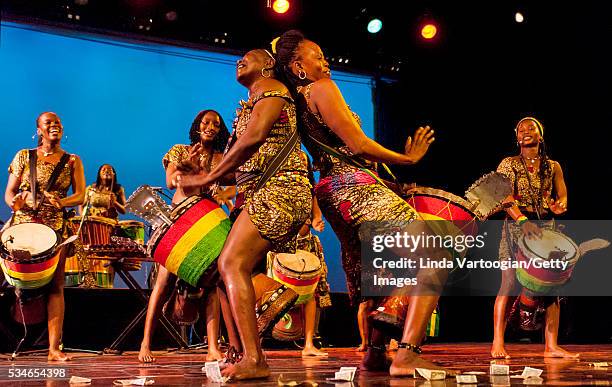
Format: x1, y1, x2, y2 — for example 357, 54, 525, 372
271, 249, 321, 305
147, 195, 231, 288
0, 223, 61, 290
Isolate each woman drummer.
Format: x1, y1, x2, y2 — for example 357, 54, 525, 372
4, 111, 86, 361
273, 30, 448, 376
81, 164, 126, 219
138, 109, 232, 363
491, 116, 576, 359
178, 48, 312, 380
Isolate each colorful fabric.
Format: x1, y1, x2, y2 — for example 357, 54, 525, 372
296, 232, 332, 308
315, 171, 417, 305
8, 149, 77, 231
1, 252, 60, 289
496, 156, 557, 212
231, 90, 312, 252
85, 185, 124, 219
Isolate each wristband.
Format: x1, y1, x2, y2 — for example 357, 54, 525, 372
516, 215, 528, 226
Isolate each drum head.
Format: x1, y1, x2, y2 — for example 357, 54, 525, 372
523, 229, 578, 262
1, 223, 58, 256
407, 187, 475, 215
276, 250, 321, 273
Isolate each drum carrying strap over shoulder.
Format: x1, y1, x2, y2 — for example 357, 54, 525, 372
29, 150, 71, 212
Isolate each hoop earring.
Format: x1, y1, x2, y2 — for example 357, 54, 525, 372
298, 69, 307, 80
261, 68, 271, 78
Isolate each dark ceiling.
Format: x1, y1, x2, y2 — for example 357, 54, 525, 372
5, 1, 609, 79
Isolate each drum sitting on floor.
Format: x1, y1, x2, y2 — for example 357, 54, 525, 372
271, 250, 321, 305
0, 223, 61, 290
515, 228, 579, 294
69, 216, 117, 246
253, 273, 299, 336
146, 195, 231, 288
116, 220, 145, 245
90, 258, 115, 288
64, 254, 81, 287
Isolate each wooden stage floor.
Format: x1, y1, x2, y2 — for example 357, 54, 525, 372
0, 344, 610, 386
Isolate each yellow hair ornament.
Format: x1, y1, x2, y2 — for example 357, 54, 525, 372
271, 36, 280, 54
515, 116, 544, 138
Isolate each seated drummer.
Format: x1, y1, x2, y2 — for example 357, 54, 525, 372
491, 117, 576, 359
80, 164, 126, 219
3, 112, 86, 361
138, 109, 233, 363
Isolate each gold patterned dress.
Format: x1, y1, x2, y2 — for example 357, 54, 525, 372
232, 90, 312, 253
496, 156, 558, 330
85, 184, 125, 219
296, 83, 417, 305
8, 149, 77, 231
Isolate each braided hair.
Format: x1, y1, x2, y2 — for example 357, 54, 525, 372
273, 29, 311, 100
188, 109, 231, 153
516, 117, 553, 211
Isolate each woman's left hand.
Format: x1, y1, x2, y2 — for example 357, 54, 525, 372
44, 191, 63, 209
175, 173, 210, 189
312, 216, 325, 232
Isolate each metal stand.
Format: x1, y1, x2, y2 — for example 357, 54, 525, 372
103, 258, 189, 354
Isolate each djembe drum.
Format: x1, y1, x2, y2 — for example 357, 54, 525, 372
271, 250, 322, 305
1, 223, 62, 324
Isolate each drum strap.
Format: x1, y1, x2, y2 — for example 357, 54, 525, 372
28, 149, 38, 210
31, 152, 71, 212
255, 128, 300, 191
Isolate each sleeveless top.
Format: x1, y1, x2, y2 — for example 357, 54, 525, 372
233, 90, 306, 177
296, 83, 376, 178
497, 156, 556, 213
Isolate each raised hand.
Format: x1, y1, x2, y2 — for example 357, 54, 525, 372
404, 126, 435, 163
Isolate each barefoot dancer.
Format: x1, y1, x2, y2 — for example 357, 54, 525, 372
138, 109, 231, 363
178, 49, 312, 380
273, 31, 455, 376
4, 112, 86, 361
491, 117, 576, 359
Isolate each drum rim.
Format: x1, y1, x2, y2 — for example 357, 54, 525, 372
0, 223, 60, 262
519, 229, 578, 263
118, 220, 145, 227
273, 251, 322, 277
406, 187, 477, 218
69, 215, 118, 226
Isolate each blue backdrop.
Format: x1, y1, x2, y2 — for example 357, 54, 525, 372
0, 22, 375, 291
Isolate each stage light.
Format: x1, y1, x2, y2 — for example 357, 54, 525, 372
515, 12, 524, 23
367, 18, 382, 34
421, 23, 437, 40
272, 0, 290, 14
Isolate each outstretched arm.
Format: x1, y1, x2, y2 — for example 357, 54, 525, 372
310, 78, 434, 165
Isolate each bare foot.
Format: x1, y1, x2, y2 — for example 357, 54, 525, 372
206, 347, 224, 362
138, 345, 155, 363
360, 347, 390, 371
491, 341, 511, 359
544, 346, 580, 359
390, 349, 456, 377
221, 356, 270, 380
356, 343, 367, 352
302, 346, 328, 357
48, 349, 70, 362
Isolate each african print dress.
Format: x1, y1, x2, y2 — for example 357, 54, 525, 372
296, 83, 417, 305
8, 149, 77, 231
496, 156, 559, 330
232, 90, 312, 253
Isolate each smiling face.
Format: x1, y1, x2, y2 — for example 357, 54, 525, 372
199, 111, 221, 143
292, 40, 331, 82
37, 112, 63, 143
516, 119, 542, 147
236, 50, 274, 87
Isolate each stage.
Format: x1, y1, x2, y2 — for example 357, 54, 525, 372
1, 344, 610, 385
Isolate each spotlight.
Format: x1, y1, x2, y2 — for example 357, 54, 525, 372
272, 0, 290, 14
515, 12, 524, 23
421, 23, 438, 40
367, 18, 383, 34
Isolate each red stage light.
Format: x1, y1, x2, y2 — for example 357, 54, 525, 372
421, 23, 437, 40
272, 0, 290, 14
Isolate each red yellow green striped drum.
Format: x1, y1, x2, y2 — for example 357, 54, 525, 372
147, 195, 231, 287
515, 229, 579, 294
405, 187, 478, 238
0, 223, 61, 289
271, 250, 321, 305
